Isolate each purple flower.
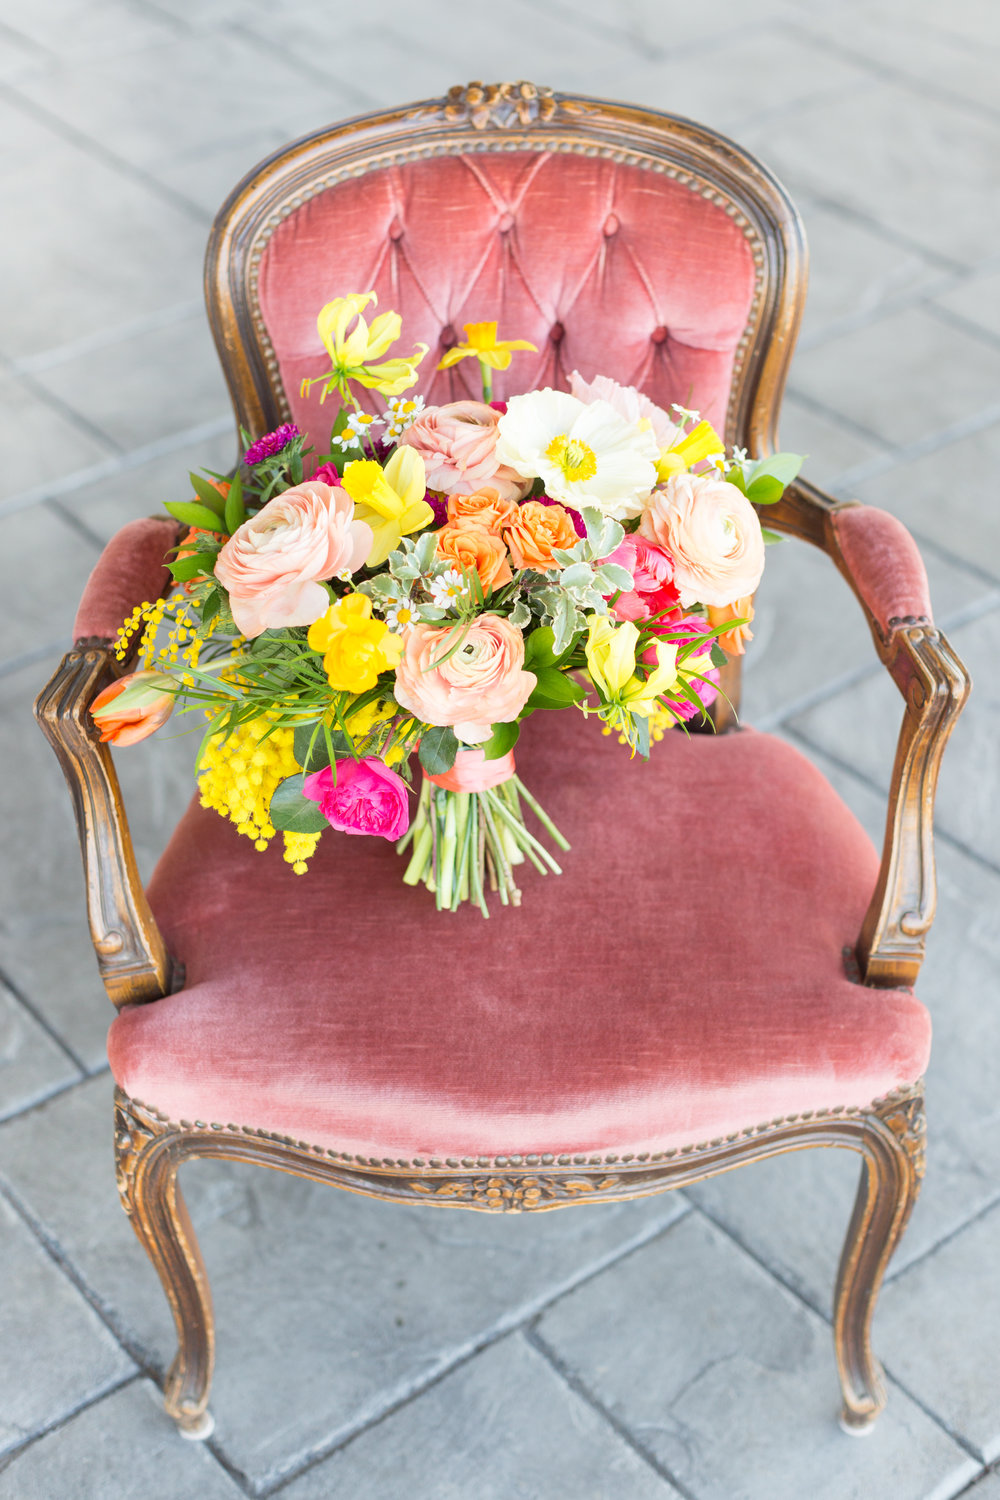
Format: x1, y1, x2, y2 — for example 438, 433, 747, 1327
426, 494, 450, 528
243, 424, 301, 467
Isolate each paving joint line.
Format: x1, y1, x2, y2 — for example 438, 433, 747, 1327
826, 404, 1000, 493
0, 81, 211, 225
13, 301, 203, 376
783, 384, 896, 454
0, 962, 90, 1075
0, 638, 73, 681
4, 363, 124, 457
45, 495, 111, 553
788, 190, 967, 276
923, 301, 1000, 358
258, 1201, 694, 1497
0, 1372, 141, 1477
525, 1322, 699, 1500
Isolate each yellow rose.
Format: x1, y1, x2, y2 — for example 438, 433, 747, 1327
308, 594, 403, 693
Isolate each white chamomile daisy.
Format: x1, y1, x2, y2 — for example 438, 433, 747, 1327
494, 389, 658, 521
383, 394, 425, 440
428, 568, 469, 610
385, 596, 420, 633
332, 410, 384, 451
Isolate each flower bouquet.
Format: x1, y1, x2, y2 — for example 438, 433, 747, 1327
93, 292, 801, 914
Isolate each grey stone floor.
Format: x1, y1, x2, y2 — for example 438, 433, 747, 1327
1, 0, 998, 1495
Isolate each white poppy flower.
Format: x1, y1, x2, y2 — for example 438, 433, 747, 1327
495, 389, 658, 521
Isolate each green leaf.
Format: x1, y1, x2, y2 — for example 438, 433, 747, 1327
200, 590, 220, 625
167, 553, 207, 583
760, 527, 784, 545
189, 471, 227, 515
293, 722, 331, 772
482, 719, 520, 760
746, 475, 786, 506
164, 500, 227, 531
526, 667, 585, 710
724, 466, 748, 494
710, 643, 728, 668
524, 626, 558, 670
756, 451, 803, 486
224, 471, 246, 534
269, 774, 328, 833
418, 725, 459, 775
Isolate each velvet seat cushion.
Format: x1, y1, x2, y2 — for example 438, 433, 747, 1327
109, 715, 930, 1163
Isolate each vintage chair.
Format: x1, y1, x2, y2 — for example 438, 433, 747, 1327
36, 82, 970, 1442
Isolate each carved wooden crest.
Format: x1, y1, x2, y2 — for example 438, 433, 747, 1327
441, 80, 566, 130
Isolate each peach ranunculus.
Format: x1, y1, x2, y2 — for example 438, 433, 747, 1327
708, 595, 756, 656
638, 472, 765, 607
505, 500, 580, 572
392, 614, 536, 743
90, 670, 175, 746
397, 400, 530, 501
435, 521, 513, 594
214, 481, 373, 639
445, 486, 519, 532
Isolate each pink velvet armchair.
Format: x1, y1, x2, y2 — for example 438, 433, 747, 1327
35, 82, 970, 1442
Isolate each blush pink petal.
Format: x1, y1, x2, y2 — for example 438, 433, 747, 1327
398, 401, 530, 502
639, 472, 765, 607
569, 370, 678, 448
393, 615, 536, 744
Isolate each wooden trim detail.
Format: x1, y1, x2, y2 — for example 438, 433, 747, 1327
34, 647, 172, 1008
115, 1081, 922, 1433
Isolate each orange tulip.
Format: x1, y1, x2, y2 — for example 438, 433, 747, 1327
90, 671, 175, 746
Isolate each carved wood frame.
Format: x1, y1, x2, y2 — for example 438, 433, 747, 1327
33, 82, 969, 1440
114, 1080, 925, 1436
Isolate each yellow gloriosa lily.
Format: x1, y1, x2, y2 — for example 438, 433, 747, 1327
585, 616, 639, 698
300, 291, 428, 405
437, 320, 538, 373
655, 418, 726, 482
340, 447, 435, 567
621, 640, 679, 716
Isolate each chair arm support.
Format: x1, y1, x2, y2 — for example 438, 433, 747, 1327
768, 477, 971, 988
34, 645, 173, 1009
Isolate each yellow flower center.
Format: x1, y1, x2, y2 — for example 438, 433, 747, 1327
545, 434, 598, 484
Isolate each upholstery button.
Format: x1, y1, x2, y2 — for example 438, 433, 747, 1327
440, 325, 456, 347
388, 218, 404, 241
603, 213, 620, 237
498, 211, 515, 232
651, 325, 668, 344
549, 322, 564, 343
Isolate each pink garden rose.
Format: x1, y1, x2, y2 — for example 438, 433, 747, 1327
638, 472, 765, 607
215, 481, 373, 638
398, 401, 530, 501
569, 371, 678, 448
645, 615, 719, 721
602, 534, 680, 622
393, 614, 536, 744
302, 758, 409, 840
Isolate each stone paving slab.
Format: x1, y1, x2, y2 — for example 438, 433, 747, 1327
937, 271, 1000, 345
536, 1212, 979, 1500
0, 1191, 134, 1459
282, 1334, 681, 1500
0, 1378, 243, 1499
0, 1074, 690, 1491
776, 391, 887, 488
0, 502, 101, 666
0, 979, 80, 1122
878, 1200, 1000, 1463
0, 370, 112, 506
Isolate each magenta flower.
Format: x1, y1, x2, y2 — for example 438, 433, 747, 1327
243, 424, 301, 466
302, 758, 410, 840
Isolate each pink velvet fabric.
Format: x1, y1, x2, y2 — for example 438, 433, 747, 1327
833, 506, 932, 634
257, 153, 758, 445
109, 716, 930, 1162
73, 517, 179, 643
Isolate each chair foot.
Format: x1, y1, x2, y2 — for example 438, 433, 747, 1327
176, 1407, 215, 1441
839, 1403, 879, 1437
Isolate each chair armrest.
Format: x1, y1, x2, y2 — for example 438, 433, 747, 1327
35, 518, 182, 1008
769, 477, 971, 988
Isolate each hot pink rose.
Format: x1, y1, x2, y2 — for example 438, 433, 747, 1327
638, 472, 765, 607
214, 481, 373, 638
645, 615, 720, 721
569, 371, 678, 448
302, 758, 409, 840
393, 614, 536, 744
398, 401, 530, 501
602, 535, 680, 622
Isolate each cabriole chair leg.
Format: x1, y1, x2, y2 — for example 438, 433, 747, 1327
115, 1097, 216, 1438
833, 1091, 925, 1433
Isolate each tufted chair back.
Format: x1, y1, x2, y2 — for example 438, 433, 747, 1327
206, 83, 807, 461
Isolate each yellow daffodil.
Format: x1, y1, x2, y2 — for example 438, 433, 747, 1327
655, 419, 726, 482
437, 320, 537, 401
340, 447, 435, 567
307, 594, 403, 693
300, 291, 427, 405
